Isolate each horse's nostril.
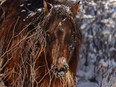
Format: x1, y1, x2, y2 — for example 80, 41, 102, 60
60, 67, 65, 71
51, 64, 69, 78
52, 64, 69, 71
55, 67, 58, 71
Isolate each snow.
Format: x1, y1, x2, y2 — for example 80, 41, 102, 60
25, 12, 37, 20
21, 9, 26, 12
27, 3, 31, 6
77, 0, 116, 87
54, 5, 62, 8
37, 8, 42, 12
77, 82, 98, 87
27, 12, 36, 18
100, 59, 108, 67
20, 4, 24, 7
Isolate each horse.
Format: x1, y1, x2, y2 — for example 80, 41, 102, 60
0, 0, 82, 87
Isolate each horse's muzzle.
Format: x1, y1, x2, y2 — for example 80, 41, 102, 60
51, 57, 69, 78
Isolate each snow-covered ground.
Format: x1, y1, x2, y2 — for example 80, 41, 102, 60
76, 0, 116, 87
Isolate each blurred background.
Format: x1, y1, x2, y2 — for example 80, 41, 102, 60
76, 0, 116, 87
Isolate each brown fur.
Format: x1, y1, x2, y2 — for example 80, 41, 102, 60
0, 0, 82, 87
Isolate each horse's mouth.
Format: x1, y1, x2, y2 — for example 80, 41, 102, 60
51, 64, 69, 78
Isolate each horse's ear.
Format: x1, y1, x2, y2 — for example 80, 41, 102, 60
71, 1, 80, 17
44, 0, 51, 13
44, 0, 48, 13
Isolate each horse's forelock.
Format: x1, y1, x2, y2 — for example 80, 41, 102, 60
41, 5, 75, 33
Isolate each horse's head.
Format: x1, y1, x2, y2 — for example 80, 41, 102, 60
41, 1, 81, 78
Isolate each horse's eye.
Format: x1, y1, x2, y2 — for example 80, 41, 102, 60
68, 35, 75, 51
46, 33, 51, 42
68, 44, 74, 51
46, 33, 55, 43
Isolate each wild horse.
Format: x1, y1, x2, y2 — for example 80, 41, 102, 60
0, 0, 82, 87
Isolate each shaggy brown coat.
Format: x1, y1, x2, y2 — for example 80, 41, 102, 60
0, 0, 82, 87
